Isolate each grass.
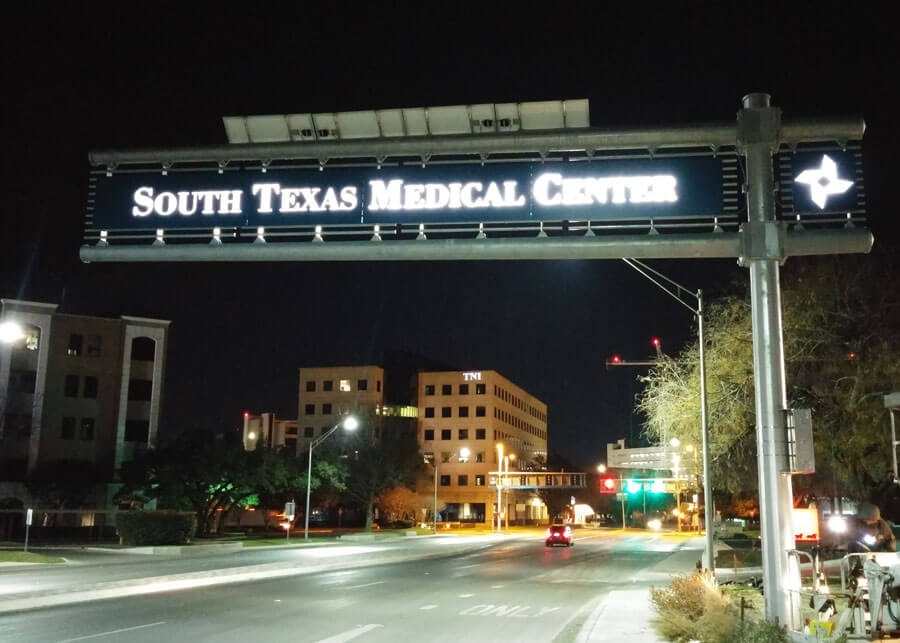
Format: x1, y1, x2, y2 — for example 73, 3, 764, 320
0, 551, 66, 564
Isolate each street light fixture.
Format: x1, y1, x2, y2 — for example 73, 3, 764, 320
597, 464, 607, 473
431, 446, 470, 533
0, 320, 25, 344
304, 415, 358, 540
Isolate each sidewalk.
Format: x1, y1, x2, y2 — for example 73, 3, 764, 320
576, 537, 706, 642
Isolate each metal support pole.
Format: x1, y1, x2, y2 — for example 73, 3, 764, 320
304, 445, 313, 541
740, 93, 796, 628
433, 459, 438, 534
698, 291, 715, 570
891, 409, 898, 481
620, 473, 626, 529
497, 475, 503, 534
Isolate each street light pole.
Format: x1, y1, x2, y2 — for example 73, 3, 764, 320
496, 443, 504, 534
305, 415, 358, 541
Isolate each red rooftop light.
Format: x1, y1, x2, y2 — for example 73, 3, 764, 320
651, 337, 661, 347
243, 411, 250, 418
611, 355, 622, 364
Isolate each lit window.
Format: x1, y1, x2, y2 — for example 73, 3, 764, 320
476, 383, 486, 395
67, 334, 83, 357
339, 380, 351, 392
24, 326, 40, 351
458, 447, 469, 462
476, 452, 485, 463
475, 475, 485, 486
423, 452, 434, 465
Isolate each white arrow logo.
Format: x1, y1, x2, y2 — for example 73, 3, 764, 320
794, 154, 853, 209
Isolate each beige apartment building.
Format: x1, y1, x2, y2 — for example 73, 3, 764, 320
418, 370, 548, 526
0, 299, 168, 497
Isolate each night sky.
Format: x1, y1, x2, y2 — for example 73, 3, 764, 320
3, 4, 897, 468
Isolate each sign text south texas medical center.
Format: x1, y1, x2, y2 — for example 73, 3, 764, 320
90, 158, 725, 230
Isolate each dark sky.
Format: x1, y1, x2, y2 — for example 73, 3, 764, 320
3, 4, 897, 467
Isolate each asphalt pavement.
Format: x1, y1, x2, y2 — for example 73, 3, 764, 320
0, 530, 701, 642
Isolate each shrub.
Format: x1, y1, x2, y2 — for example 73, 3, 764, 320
115, 510, 197, 546
651, 570, 789, 642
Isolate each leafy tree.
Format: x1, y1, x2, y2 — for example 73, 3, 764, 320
343, 430, 423, 531
375, 487, 420, 522
118, 431, 346, 535
533, 454, 579, 524
637, 249, 900, 508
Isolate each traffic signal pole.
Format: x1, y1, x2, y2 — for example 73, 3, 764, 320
739, 93, 797, 628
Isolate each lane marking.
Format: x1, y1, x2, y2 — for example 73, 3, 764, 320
459, 593, 475, 598
420, 604, 438, 610
491, 584, 504, 589
455, 563, 480, 569
57, 621, 166, 642
344, 581, 385, 590
313, 624, 383, 643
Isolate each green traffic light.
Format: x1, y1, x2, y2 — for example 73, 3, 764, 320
625, 480, 641, 494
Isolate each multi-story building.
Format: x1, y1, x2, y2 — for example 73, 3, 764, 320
417, 370, 548, 526
242, 412, 299, 453
296, 365, 386, 451
0, 299, 169, 489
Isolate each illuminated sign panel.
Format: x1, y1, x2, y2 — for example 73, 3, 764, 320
90, 158, 725, 231
780, 149, 863, 217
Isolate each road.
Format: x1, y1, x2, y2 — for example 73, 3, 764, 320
0, 531, 697, 642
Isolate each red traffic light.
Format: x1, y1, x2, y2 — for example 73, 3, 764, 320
599, 475, 617, 493
610, 355, 622, 364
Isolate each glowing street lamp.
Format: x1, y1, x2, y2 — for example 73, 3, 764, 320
0, 320, 25, 344
597, 464, 607, 474
305, 415, 358, 540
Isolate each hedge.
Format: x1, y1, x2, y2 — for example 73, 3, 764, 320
116, 510, 197, 546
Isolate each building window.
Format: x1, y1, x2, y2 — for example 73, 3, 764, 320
339, 379, 351, 392
441, 407, 451, 418
83, 376, 99, 399
80, 418, 95, 440
475, 406, 486, 417
358, 379, 367, 391
128, 379, 152, 401
423, 452, 434, 465
458, 429, 469, 440
304, 404, 315, 415
67, 334, 83, 357
459, 384, 469, 395
458, 447, 470, 462
377, 380, 381, 392
321, 426, 330, 436
304, 427, 314, 437
476, 428, 486, 440
61, 416, 76, 440
425, 407, 435, 418
64, 374, 79, 397
8, 370, 36, 394
425, 385, 435, 396
86, 335, 102, 358
322, 403, 333, 414
475, 475, 485, 486
441, 384, 452, 395
131, 337, 155, 361
23, 325, 40, 351
441, 429, 451, 440
306, 381, 316, 392
285, 437, 297, 452
440, 475, 451, 486
323, 380, 333, 391
125, 420, 149, 442
476, 383, 486, 395
458, 475, 468, 486
439, 451, 450, 463
458, 406, 469, 418
424, 429, 435, 441
476, 452, 485, 463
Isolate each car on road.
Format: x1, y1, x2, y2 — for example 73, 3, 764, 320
545, 524, 574, 547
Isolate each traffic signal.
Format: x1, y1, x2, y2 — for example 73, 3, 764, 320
651, 337, 661, 348
610, 355, 622, 364
650, 479, 665, 494
599, 475, 617, 494
625, 480, 642, 495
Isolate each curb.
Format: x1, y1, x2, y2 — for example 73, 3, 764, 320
0, 537, 507, 614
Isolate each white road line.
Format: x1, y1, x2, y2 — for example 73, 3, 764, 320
455, 563, 480, 569
459, 593, 475, 598
420, 605, 438, 610
57, 621, 166, 642
344, 581, 385, 590
313, 624, 382, 643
